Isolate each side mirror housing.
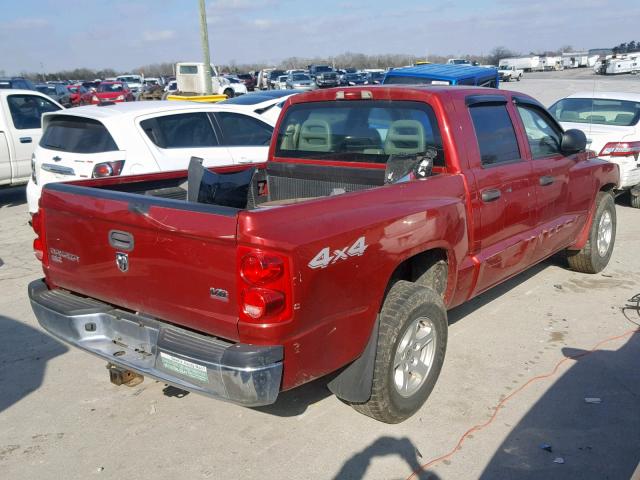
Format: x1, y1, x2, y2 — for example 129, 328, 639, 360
561, 129, 587, 155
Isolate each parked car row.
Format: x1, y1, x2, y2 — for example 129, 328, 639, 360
3, 73, 638, 215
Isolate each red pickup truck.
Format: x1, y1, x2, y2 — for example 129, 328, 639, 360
29, 86, 618, 423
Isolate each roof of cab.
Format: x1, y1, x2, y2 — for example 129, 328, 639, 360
286, 84, 516, 106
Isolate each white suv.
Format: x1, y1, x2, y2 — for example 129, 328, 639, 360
27, 101, 274, 213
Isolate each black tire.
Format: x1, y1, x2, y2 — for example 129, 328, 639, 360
630, 191, 640, 209
517, 75, 521, 81
415, 256, 448, 298
224, 88, 234, 98
351, 281, 447, 423
567, 192, 616, 273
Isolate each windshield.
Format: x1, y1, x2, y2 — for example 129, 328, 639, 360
314, 66, 332, 73
269, 70, 285, 79
275, 100, 445, 166
292, 74, 310, 81
549, 98, 640, 126
98, 83, 124, 92
117, 76, 139, 83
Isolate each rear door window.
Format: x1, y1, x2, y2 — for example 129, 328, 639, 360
214, 112, 272, 146
40, 115, 118, 153
469, 104, 520, 166
140, 112, 219, 148
7, 94, 61, 130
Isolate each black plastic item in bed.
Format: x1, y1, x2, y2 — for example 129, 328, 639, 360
187, 156, 256, 209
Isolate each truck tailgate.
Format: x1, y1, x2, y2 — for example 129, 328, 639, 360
40, 183, 241, 342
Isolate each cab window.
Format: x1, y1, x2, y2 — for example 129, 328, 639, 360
517, 106, 562, 158
469, 104, 520, 166
7, 94, 61, 130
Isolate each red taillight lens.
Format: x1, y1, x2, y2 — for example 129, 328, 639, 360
599, 141, 640, 158
32, 209, 48, 266
92, 160, 125, 178
32, 211, 42, 236
242, 288, 285, 319
240, 253, 284, 284
237, 247, 292, 324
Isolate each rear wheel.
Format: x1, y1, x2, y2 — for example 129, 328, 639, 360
351, 281, 447, 424
224, 88, 234, 98
630, 190, 640, 209
567, 192, 616, 273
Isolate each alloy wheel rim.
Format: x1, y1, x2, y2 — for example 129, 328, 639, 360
392, 317, 436, 397
597, 210, 613, 257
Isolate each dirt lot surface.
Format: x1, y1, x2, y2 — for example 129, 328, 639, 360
1, 71, 639, 479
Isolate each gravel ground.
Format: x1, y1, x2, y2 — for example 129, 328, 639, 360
1, 72, 639, 480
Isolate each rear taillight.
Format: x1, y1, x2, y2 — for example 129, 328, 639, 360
32, 210, 48, 266
238, 248, 292, 323
599, 141, 640, 158
92, 160, 125, 178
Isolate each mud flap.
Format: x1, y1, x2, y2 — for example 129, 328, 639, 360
327, 316, 379, 403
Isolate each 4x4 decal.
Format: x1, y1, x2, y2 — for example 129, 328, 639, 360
308, 236, 368, 269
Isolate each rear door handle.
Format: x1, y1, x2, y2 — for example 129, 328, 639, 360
20, 137, 32, 143
481, 189, 501, 202
539, 175, 554, 186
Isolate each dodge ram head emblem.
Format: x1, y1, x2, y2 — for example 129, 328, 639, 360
115, 252, 129, 272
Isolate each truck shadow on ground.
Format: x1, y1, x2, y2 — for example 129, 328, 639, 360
478, 295, 640, 480
251, 372, 336, 417
0, 315, 68, 413
448, 259, 556, 326
333, 436, 439, 480
0, 186, 26, 208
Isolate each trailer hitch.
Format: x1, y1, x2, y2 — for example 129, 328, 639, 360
107, 363, 144, 387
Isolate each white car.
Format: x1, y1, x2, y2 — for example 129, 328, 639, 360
549, 92, 640, 207
219, 90, 299, 125
27, 101, 274, 213
0, 89, 63, 187
116, 75, 143, 93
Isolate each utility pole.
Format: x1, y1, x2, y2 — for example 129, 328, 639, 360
199, 0, 212, 94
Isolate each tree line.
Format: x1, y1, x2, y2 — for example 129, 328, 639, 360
10, 44, 618, 81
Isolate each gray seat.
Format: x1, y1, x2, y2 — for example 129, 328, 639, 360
559, 110, 579, 122
384, 120, 425, 155
614, 113, 634, 124
585, 114, 606, 123
298, 119, 332, 152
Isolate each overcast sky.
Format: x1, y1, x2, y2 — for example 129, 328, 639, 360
1, 0, 637, 74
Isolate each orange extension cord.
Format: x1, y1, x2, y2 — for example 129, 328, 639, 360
406, 327, 640, 480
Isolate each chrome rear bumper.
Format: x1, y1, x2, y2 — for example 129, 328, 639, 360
28, 280, 282, 407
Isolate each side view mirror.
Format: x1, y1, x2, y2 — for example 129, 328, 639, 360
561, 129, 587, 155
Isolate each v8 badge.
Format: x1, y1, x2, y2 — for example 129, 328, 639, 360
308, 236, 368, 269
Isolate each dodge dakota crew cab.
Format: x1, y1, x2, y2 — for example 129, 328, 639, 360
29, 86, 619, 423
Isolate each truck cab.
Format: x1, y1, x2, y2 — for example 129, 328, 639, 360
0, 89, 62, 187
